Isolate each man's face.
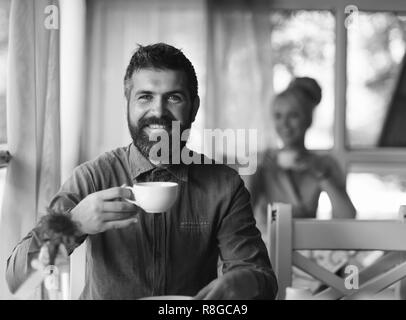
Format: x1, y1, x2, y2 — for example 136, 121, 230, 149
127, 68, 199, 160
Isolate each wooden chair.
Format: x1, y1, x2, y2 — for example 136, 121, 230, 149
268, 203, 406, 300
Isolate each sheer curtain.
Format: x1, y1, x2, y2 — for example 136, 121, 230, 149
206, 0, 276, 155
0, 0, 60, 299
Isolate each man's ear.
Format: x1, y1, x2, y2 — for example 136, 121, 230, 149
190, 96, 200, 124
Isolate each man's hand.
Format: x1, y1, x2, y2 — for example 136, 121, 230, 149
70, 187, 139, 235
194, 270, 259, 300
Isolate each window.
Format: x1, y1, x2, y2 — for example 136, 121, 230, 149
270, 0, 406, 219
270, 10, 335, 150
348, 166, 406, 219
347, 11, 406, 148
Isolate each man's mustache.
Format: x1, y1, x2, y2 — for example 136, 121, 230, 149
138, 116, 174, 129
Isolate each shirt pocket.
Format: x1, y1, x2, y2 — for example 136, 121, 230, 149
180, 220, 209, 229
178, 220, 211, 239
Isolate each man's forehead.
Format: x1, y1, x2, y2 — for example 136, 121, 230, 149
131, 68, 188, 91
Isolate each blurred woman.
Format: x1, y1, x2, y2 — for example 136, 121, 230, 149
250, 77, 356, 236
249, 77, 357, 293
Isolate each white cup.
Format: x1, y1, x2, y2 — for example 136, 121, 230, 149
276, 150, 300, 169
125, 182, 179, 213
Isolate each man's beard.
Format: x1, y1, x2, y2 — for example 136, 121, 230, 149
128, 114, 189, 163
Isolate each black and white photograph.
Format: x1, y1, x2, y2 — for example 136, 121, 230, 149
1, 0, 406, 311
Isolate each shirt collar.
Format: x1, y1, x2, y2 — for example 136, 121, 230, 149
128, 143, 188, 182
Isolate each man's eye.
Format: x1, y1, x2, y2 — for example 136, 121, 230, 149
168, 95, 182, 103
138, 95, 153, 101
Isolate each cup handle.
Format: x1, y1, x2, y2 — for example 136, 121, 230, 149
123, 186, 138, 206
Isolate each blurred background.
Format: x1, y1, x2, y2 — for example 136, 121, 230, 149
1, 0, 406, 298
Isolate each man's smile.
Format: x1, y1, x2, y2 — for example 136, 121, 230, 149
143, 124, 171, 136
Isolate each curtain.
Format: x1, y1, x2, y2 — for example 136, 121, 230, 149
207, 0, 276, 155
0, 0, 60, 299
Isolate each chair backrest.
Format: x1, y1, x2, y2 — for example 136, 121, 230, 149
269, 203, 406, 300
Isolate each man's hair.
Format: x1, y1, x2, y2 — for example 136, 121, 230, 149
124, 43, 198, 101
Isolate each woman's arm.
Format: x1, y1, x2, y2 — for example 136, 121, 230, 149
319, 175, 357, 219
302, 154, 357, 219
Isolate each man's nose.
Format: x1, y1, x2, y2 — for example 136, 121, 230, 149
150, 96, 166, 117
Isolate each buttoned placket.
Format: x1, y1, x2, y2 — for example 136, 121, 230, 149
150, 168, 172, 295
129, 144, 187, 295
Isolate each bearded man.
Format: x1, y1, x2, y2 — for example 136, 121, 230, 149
6, 43, 277, 300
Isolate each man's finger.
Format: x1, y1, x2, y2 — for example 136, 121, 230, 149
103, 218, 138, 231
102, 201, 138, 213
95, 187, 133, 201
101, 212, 138, 222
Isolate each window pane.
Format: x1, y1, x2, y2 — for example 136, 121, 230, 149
347, 12, 406, 148
0, 0, 10, 144
270, 10, 335, 150
347, 169, 406, 219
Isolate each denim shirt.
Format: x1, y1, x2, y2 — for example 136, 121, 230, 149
6, 144, 277, 299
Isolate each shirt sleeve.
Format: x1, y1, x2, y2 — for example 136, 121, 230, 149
5, 164, 93, 294
217, 172, 278, 299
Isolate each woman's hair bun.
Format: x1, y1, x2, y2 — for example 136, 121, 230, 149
288, 77, 322, 107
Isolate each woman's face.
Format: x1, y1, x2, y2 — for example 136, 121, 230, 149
273, 96, 310, 148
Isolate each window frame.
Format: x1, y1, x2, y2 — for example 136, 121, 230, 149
269, 0, 406, 179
